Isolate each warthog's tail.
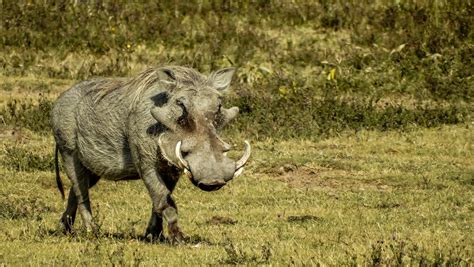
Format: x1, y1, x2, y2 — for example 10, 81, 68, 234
55, 145, 65, 199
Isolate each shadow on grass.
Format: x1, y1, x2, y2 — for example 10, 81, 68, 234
37, 227, 218, 246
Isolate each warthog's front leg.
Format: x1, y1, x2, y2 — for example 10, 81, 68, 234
141, 169, 185, 243
145, 210, 164, 242
162, 194, 185, 243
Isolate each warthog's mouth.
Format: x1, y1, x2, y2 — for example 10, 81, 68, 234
188, 174, 226, 191
177, 141, 251, 192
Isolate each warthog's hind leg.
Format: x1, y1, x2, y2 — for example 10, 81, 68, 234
59, 151, 99, 234
61, 188, 77, 233
61, 174, 100, 233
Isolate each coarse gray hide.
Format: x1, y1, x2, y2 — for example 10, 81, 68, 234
51, 66, 251, 242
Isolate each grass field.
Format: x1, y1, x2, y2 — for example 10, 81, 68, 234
1, 124, 472, 265
1, 0, 473, 265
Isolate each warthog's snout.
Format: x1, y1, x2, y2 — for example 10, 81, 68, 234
176, 141, 251, 191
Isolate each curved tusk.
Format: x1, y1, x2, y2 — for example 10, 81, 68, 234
175, 141, 190, 170
183, 168, 192, 178
233, 167, 244, 178
235, 140, 251, 170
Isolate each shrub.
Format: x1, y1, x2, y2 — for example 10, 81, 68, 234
0, 95, 53, 134
0, 145, 54, 172
1, 1, 472, 139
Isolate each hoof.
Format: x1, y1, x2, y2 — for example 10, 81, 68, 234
60, 215, 75, 234
144, 227, 165, 243
168, 232, 188, 245
168, 224, 187, 245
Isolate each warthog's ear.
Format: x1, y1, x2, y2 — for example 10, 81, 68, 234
158, 68, 177, 85
209, 67, 236, 91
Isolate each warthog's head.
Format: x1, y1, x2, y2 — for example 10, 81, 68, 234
151, 66, 250, 191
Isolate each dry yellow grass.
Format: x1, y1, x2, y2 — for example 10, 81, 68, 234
1, 1, 472, 264
1, 123, 472, 265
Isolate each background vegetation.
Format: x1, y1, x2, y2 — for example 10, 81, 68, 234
1, 0, 472, 265
2, 0, 472, 139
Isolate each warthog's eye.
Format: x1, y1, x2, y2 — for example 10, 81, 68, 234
176, 97, 193, 128
176, 103, 186, 121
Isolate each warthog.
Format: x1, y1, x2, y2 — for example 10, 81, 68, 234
51, 66, 250, 242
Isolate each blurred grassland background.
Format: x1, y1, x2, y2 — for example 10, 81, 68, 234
1, 0, 472, 138
0, 0, 473, 265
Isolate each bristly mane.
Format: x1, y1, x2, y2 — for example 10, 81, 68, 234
91, 65, 208, 107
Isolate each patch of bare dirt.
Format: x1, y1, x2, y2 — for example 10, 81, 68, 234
205, 216, 238, 225
286, 215, 323, 223
269, 165, 393, 192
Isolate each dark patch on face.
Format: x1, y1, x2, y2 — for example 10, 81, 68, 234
146, 121, 168, 136
151, 92, 169, 107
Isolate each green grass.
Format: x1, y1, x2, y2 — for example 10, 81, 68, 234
1, 0, 473, 265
